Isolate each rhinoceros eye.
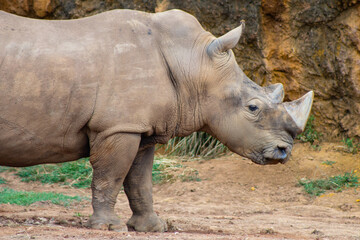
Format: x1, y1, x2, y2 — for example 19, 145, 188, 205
248, 105, 258, 112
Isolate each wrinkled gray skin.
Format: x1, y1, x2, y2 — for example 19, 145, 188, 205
0, 9, 313, 232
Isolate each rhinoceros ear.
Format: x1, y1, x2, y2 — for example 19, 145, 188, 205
265, 83, 285, 103
207, 20, 245, 56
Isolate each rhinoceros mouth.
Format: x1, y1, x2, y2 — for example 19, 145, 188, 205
237, 143, 292, 165
264, 157, 288, 165
251, 145, 291, 165
247, 155, 288, 165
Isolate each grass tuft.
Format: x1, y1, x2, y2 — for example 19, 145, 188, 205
15, 158, 92, 188
0, 177, 6, 185
0, 188, 86, 206
299, 172, 359, 196
0, 166, 15, 173
179, 169, 201, 182
152, 156, 200, 184
342, 138, 360, 154
160, 132, 228, 158
321, 160, 336, 166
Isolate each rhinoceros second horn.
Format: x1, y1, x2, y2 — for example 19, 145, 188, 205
265, 83, 285, 103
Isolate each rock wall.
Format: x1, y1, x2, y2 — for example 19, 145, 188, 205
1, 0, 359, 140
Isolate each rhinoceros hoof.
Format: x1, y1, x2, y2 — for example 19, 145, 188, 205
126, 213, 168, 232
85, 215, 127, 232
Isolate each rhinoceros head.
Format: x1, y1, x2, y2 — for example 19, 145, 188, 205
202, 22, 314, 165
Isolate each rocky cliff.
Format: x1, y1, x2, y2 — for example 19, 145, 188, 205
1, 0, 359, 140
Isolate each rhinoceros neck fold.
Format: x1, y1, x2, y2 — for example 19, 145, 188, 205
152, 11, 214, 137
159, 49, 205, 138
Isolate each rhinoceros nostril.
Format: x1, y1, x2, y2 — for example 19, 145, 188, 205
277, 146, 287, 159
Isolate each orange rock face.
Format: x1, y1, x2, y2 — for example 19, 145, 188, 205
33, 0, 52, 17
260, 0, 360, 139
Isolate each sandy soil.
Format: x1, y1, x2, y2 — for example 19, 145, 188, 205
0, 142, 359, 240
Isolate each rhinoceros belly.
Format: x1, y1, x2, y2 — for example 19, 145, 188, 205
0, 117, 90, 167
0, 55, 95, 166
0, 66, 95, 166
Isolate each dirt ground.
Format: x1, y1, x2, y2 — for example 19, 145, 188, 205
0, 142, 359, 240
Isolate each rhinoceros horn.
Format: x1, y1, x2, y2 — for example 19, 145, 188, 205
265, 83, 284, 103
283, 91, 314, 133
207, 20, 245, 55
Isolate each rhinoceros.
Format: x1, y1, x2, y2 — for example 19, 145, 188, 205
0, 9, 313, 232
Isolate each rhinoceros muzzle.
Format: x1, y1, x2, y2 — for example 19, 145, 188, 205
262, 145, 291, 165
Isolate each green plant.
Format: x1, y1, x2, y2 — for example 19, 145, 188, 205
299, 172, 359, 196
342, 138, 360, 154
322, 160, 336, 166
179, 169, 201, 182
160, 132, 228, 158
74, 212, 84, 217
0, 188, 86, 206
296, 115, 321, 147
0, 177, 6, 184
152, 158, 176, 183
4, 155, 198, 188
16, 158, 92, 188
0, 166, 16, 173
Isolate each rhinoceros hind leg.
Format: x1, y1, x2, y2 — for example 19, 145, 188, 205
87, 133, 141, 231
124, 145, 168, 232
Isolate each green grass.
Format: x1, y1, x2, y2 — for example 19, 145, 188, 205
0, 166, 15, 173
152, 158, 177, 183
0, 177, 6, 184
152, 156, 200, 184
179, 169, 201, 182
15, 158, 92, 188
2, 156, 198, 187
321, 160, 336, 166
342, 138, 360, 154
296, 115, 321, 148
299, 172, 359, 196
160, 132, 228, 158
0, 188, 85, 206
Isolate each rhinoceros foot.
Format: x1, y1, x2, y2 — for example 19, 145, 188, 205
126, 213, 168, 232
85, 214, 127, 232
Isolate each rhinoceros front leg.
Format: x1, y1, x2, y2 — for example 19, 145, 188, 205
123, 145, 168, 232
87, 133, 141, 231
